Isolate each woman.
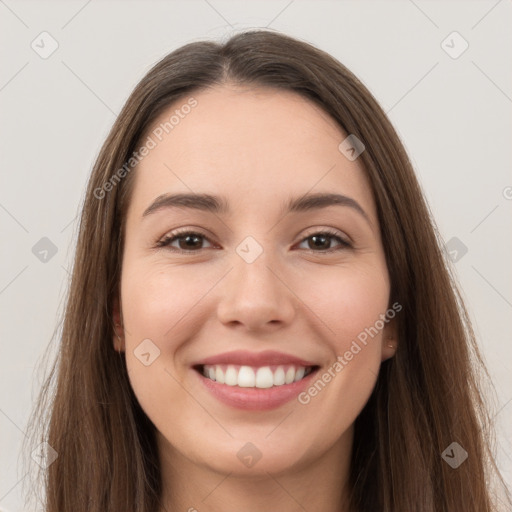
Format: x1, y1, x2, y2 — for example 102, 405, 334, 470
24, 29, 510, 511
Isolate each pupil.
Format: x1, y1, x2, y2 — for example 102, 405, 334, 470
311, 235, 329, 250
181, 235, 201, 249
177, 234, 333, 251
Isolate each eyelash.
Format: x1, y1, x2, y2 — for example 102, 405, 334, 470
155, 227, 352, 254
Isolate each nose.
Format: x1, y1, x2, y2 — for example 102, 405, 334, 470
216, 249, 296, 332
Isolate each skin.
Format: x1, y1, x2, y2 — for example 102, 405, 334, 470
112, 84, 398, 512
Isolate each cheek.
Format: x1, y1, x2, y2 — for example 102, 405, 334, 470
121, 256, 390, 364
119, 252, 390, 470
291, 268, 388, 445
299, 263, 390, 347
121, 262, 219, 338
120, 261, 225, 399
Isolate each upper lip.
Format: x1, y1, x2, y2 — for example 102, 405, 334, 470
192, 350, 318, 368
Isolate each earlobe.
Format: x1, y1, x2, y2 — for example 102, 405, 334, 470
381, 318, 398, 361
382, 335, 398, 361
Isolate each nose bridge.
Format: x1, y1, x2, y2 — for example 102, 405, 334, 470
216, 235, 295, 329
235, 246, 277, 294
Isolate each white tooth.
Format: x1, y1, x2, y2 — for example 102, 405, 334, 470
224, 365, 238, 386
207, 366, 216, 380
273, 366, 286, 386
255, 366, 274, 388
215, 366, 225, 384
238, 366, 255, 387
294, 367, 305, 382
285, 366, 295, 384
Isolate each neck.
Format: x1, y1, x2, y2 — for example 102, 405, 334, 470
157, 427, 353, 512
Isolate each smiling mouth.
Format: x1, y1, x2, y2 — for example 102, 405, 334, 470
193, 364, 319, 389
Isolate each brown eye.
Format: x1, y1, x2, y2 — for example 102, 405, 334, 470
155, 229, 351, 254
298, 230, 351, 252
156, 231, 213, 252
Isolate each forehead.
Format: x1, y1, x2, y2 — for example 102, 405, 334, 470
127, 85, 377, 224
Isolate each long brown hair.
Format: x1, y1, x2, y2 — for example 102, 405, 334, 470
23, 29, 511, 511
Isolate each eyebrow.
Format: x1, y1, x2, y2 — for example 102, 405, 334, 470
142, 192, 371, 225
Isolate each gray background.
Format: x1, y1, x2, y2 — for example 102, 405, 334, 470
1, 1, 511, 510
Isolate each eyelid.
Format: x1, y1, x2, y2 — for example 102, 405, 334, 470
298, 226, 351, 245
155, 227, 215, 250
155, 225, 353, 255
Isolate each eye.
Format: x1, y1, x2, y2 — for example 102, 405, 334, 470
297, 229, 352, 253
155, 230, 214, 252
155, 228, 352, 254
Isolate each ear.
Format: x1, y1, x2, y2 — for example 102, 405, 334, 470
381, 316, 398, 362
112, 294, 125, 353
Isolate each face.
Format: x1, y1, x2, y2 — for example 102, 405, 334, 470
113, 84, 397, 478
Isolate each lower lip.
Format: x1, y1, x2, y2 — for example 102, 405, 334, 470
195, 368, 319, 411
